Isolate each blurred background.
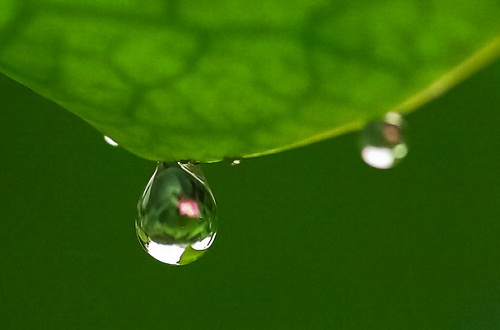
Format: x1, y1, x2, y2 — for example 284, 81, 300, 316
0, 60, 499, 329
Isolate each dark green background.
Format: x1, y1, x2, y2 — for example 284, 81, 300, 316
1, 60, 499, 329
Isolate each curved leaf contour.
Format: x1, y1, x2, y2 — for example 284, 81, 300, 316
0, 0, 499, 162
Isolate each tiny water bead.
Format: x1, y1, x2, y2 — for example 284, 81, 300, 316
103, 135, 119, 147
360, 112, 408, 169
224, 157, 242, 166
136, 162, 218, 265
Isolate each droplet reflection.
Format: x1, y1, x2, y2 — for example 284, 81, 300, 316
136, 162, 218, 265
360, 112, 407, 169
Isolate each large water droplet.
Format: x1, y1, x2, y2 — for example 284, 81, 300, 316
136, 162, 218, 265
360, 112, 407, 169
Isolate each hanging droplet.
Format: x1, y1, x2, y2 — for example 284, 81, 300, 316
135, 162, 218, 265
360, 112, 408, 169
103, 135, 119, 147
224, 157, 242, 166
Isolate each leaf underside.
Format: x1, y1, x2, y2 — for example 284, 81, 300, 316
0, 0, 499, 161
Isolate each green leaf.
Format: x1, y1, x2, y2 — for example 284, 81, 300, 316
0, 0, 499, 162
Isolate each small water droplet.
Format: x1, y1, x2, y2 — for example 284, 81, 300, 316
360, 112, 407, 169
136, 162, 218, 265
103, 135, 119, 147
224, 157, 242, 166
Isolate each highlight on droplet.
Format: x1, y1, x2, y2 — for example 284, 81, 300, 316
146, 241, 186, 265
103, 135, 119, 147
361, 146, 395, 169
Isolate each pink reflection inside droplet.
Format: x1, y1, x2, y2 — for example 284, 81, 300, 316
178, 198, 201, 218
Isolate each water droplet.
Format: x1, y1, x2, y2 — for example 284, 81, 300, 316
103, 135, 119, 147
360, 112, 407, 169
224, 157, 242, 166
136, 162, 218, 265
